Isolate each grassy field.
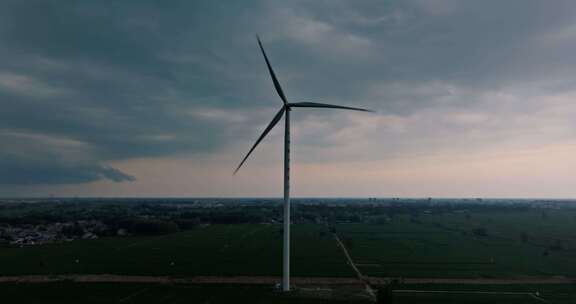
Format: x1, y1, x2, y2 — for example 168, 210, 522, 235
0, 282, 574, 304
338, 209, 576, 278
0, 224, 353, 277
2, 210, 576, 278
2, 209, 576, 303
0, 282, 370, 304
393, 283, 576, 304
394, 291, 549, 303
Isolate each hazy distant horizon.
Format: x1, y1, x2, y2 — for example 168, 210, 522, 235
2, 196, 576, 201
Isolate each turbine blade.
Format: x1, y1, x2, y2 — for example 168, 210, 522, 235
257, 35, 288, 104
234, 107, 286, 174
288, 102, 374, 112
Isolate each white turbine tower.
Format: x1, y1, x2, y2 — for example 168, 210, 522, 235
234, 36, 373, 292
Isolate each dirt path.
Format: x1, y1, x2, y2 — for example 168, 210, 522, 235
332, 233, 376, 299
119, 287, 149, 303
0, 274, 361, 285
369, 276, 576, 285
0, 274, 573, 285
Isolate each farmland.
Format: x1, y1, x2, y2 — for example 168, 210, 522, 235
3, 214, 573, 279
338, 209, 576, 278
1, 198, 576, 303
0, 282, 574, 304
0, 224, 352, 277
0, 282, 370, 304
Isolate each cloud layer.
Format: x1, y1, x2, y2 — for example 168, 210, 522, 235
1, 1, 576, 197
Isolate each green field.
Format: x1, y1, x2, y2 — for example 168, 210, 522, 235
0, 224, 353, 277
2, 210, 576, 278
1, 282, 574, 304
338, 210, 576, 278
394, 283, 576, 304
2, 209, 576, 303
0, 282, 369, 304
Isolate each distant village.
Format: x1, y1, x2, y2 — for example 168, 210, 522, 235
1, 197, 574, 247
0, 220, 114, 246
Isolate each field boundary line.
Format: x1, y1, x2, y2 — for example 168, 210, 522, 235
119, 287, 149, 303
332, 232, 376, 299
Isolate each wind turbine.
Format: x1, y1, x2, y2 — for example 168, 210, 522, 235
234, 36, 373, 292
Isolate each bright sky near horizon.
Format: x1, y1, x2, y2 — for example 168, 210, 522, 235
2, 1, 576, 198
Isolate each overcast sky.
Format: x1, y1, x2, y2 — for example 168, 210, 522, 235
2, 0, 576, 198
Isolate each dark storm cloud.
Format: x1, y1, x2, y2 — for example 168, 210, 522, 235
255, 0, 576, 113
0, 0, 265, 184
2, 0, 576, 185
0, 155, 134, 184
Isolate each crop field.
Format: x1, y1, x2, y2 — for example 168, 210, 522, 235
0, 282, 370, 304
337, 209, 576, 278
2, 208, 576, 303
0, 224, 352, 277
1, 282, 574, 304
2, 210, 576, 279
394, 290, 552, 304
393, 283, 576, 304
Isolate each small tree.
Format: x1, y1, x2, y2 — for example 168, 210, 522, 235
344, 237, 354, 251
376, 284, 394, 304
550, 239, 564, 251
472, 227, 487, 237
520, 232, 529, 244
61, 223, 84, 237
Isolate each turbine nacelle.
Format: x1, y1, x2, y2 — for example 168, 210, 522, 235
234, 37, 373, 175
